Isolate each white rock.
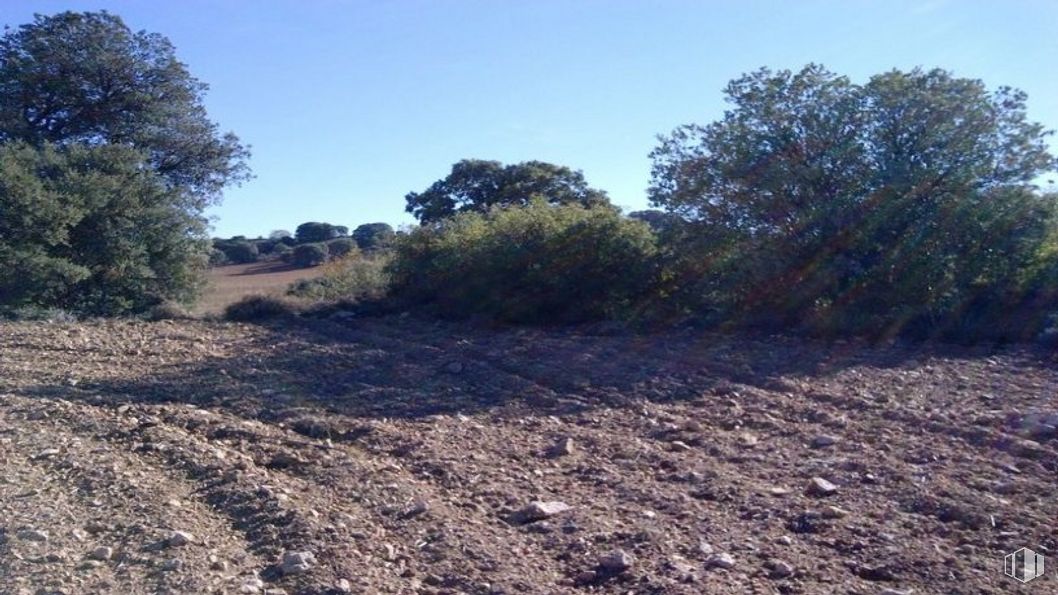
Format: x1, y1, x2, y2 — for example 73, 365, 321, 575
166, 531, 194, 547
514, 501, 571, 523
807, 477, 839, 496
706, 552, 736, 569
768, 559, 795, 578
280, 550, 315, 575
598, 549, 634, 572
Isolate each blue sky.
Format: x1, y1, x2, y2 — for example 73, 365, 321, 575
2, 1, 1056, 237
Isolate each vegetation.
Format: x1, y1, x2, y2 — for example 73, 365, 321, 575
326, 238, 358, 259
223, 294, 299, 322
1, 11, 1053, 344
649, 65, 1057, 341
352, 223, 396, 251
288, 253, 391, 301
0, 142, 212, 315
390, 201, 658, 323
405, 159, 612, 223
291, 243, 329, 268
0, 11, 247, 316
295, 222, 348, 244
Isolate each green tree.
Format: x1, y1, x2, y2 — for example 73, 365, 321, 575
0, 142, 209, 315
292, 243, 328, 267
649, 65, 1057, 337
295, 222, 346, 243
391, 201, 658, 323
0, 11, 249, 208
352, 222, 395, 251
405, 159, 612, 223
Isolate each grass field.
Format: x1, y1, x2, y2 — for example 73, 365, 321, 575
193, 260, 324, 315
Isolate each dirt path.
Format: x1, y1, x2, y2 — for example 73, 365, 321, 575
0, 316, 1055, 594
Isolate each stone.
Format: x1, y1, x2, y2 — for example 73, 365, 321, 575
17, 527, 48, 542
597, 549, 634, 573
335, 578, 352, 593
739, 432, 759, 446
166, 531, 194, 547
879, 589, 914, 595
776, 535, 794, 546
240, 578, 265, 593
811, 435, 840, 448
548, 437, 574, 458
405, 499, 430, 517
822, 505, 849, 519
161, 558, 182, 571
280, 550, 315, 575
767, 559, 795, 578
513, 501, 571, 524
87, 546, 112, 561
669, 440, 693, 452
706, 552, 736, 570
17, 529, 48, 542
807, 477, 839, 497
444, 361, 464, 374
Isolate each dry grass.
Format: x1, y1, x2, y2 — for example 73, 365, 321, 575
192, 261, 324, 315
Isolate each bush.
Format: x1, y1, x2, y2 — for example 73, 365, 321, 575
0, 305, 78, 323
209, 248, 229, 266
215, 240, 258, 264
288, 253, 391, 301
390, 201, 659, 323
292, 243, 328, 268
326, 238, 358, 259
0, 142, 210, 316
223, 295, 298, 322
274, 242, 294, 261
145, 301, 192, 321
352, 223, 395, 251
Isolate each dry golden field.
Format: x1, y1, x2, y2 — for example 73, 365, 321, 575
192, 261, 324, 315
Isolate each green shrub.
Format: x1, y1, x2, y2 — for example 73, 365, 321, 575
223, 295, 298, 322
274, 243, 294, 261
216, 240, 258, 264
292, 243, 328, 268
390, 201, 659, 323
288, 253, 391, 301
145, 301, 192, 321
326, 238, 358, 259
209, 248, 229, 266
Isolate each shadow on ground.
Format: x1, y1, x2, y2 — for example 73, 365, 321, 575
20, 314, 1033, 424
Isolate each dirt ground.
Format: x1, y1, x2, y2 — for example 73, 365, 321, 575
0, 314, 1055, 594
194, 262, 324, 316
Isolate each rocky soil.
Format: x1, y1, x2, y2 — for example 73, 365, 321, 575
0, 314, 1055, 594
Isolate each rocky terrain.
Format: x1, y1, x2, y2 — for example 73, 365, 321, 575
0, 314, 1055, 594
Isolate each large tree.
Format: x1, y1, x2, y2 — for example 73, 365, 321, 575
649, 65, 1057, 335
0, 11, 248, 314
0, 11, 249, 208
405, 159, 611, 223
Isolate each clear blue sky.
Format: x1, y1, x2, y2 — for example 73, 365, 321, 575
2, 1, 1056, 237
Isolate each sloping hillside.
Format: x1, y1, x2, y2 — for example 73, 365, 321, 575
0, 315, 1055, 594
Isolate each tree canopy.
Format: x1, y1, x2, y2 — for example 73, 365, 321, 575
649, 65, 1058, 336
295, 222, 348, 244
0, 142, 209, 314
0, 11, 250, 208
352, 222, 395, 251
405, 159, 611, 223
0, 11, 248, 315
